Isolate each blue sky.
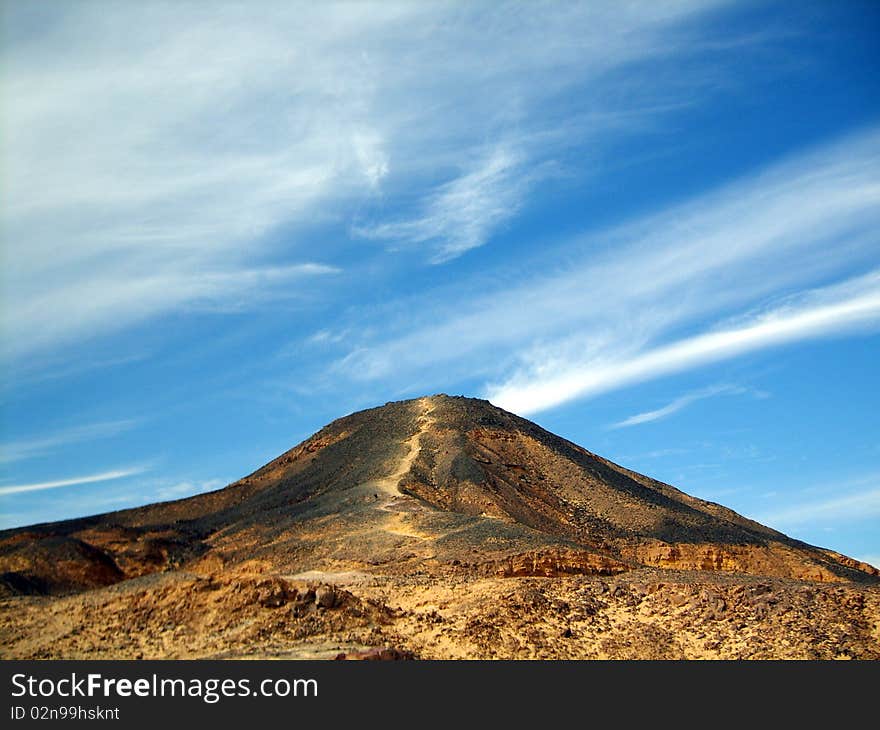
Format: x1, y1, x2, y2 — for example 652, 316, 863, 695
2, 1, 879, 566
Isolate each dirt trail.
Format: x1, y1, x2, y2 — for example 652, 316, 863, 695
283, 570, 380, 585
373, 398, 436, 539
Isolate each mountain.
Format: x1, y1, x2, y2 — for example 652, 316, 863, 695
1, 394, 878, 659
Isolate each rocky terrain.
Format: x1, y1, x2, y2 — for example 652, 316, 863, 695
1, 395, 878, 659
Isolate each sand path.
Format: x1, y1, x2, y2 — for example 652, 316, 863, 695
374, 397, 436, 539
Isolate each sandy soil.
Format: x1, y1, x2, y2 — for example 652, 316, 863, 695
2, 566, 878, 660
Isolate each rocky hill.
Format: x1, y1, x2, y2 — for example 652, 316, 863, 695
1, 395, 877, 659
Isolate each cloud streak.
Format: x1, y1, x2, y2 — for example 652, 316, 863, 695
151, 479, 226, 502
355, 145, 533, 262
489, 270, 880, 414
330, 127, 880, 411
610, 384, 748, 429
0, 467, 147, 496
759, 487, 880, 529
0, 419, 139, 464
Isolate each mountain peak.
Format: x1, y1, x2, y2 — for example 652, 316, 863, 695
3, 394, 878, 659
3, 394, 875, 598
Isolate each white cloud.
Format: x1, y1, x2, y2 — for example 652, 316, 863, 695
0, 419, 139, 464
0, 467, 147, 496
331, 128, 880, 409
352, 131, 389, 189
610, 384, 747, 428
151, 478, 226, 502
2, 258, 340, 361
624, 448, 692, 460
0, 473, 228, 528
355, 145, 532, 262
1, 0, 737, 362
489, 270, 880, 414
758, 487, 880, 529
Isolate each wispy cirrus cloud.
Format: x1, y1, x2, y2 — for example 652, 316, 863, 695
354, 145, 533, 263
0, 419, 139, 464
0, 467, 147, 496
2, 0, 740, 364
758, 486, 880, 529
151, 478, 226, 502
609, 384, 752, 429
0, 473, 227, 528
331, 127, 880, 412
489, 269, 880, 414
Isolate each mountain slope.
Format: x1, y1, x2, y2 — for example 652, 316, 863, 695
2, 395, 876, 597
3, 394, 879, 660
